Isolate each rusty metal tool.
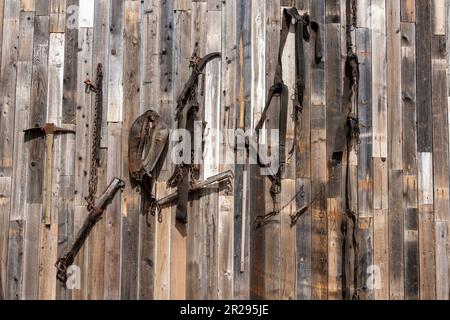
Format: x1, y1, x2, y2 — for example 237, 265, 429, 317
24, 123, 75, 225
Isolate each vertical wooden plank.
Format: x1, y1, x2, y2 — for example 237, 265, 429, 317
250, 0, 265, 131
372, 0, 389, 301
6, 10, 35, 301
56, 129, 75, 300
155, 0, 174, 300
432, 0, 446, 35
218, 0, 236, 300
37, 32, 65, 301
137, 0, 158, 301
107, 0, 124, 122
295, 0, 313, 301
62, 0, 79, 124
20, 0, 36, 11
72, 27, 93, 300
435, 221, 449, 299
373, 159, 389, 300
49, 0, 66, 33
37, 224, 58, 300
140, 0, 160, 111
417, 152, 436, 299
248, 0, 266, 300
235, 0, 252, 300
86, 145, 106, 303
203, 7, 221, 300
372, 0, 387, 159
387, 0, 404, 300
11, 10, 34, 220
279, 10, 295, 300
23, 15, 49, 301
47, 33, 65, 126
78, 0, 94, 28
183, 0, 205, 300
263, 0, 281, 300
0, 0, 3, 72
168, 3, 189, 299
388, 170, 404, 300
401, 22, 419, 300
310, 0, 327, 301
448, 0, 450, 102
0, 0, 20, 177
325, 15, 342, 300
401, 0, 416, 22
120, 0, 141, 300
84, 0, 109, 300
36, 0, 49, 16
23, 203, 41, 299
448, 2, 450, 300
103, 122, 122, 300
356, 0, 370, 28
28, 16, 48, 204
431, 30, 449, 298
6, 220, 25, 300
356, 25, 374, 300
0, 178, 12, 299
387, 0, 402, 172
415, 0, 433, 153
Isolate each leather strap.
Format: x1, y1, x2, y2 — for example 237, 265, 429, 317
254, 8, 322, 195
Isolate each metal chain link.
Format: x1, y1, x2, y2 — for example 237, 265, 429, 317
85, 63, 103, 211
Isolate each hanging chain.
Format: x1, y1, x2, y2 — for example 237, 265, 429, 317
85, 63, 103, 212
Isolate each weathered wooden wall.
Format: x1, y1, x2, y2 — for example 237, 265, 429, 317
0, 0, 450, 300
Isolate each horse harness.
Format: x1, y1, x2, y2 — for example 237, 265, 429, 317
253, 7, 322, 223
167, 52, 221, 223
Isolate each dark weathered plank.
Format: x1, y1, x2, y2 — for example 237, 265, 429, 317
62, 0, 79, 124
325, 21, 342, 300
296, 0, 312, 301
27, 16, 49, 205
401, 22, 419, 300
355, 26, 374, 301
415, 0, 432, 153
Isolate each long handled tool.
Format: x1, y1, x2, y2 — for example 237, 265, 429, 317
24, 123, 76, 225
55, 177, 125, 283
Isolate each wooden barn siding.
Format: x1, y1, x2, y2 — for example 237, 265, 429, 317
0, 0, 449, 300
